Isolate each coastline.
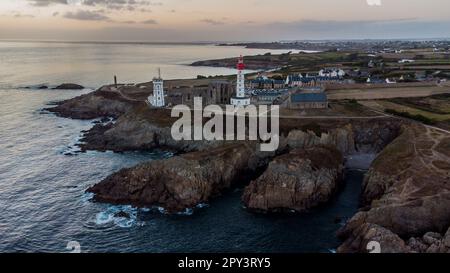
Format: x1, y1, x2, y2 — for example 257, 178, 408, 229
41, 74, 449, 253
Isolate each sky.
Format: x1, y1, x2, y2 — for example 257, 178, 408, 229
0, 0, 450, 42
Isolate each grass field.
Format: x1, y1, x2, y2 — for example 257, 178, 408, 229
326, 82, 450, 100
362, 100, 450, 121
390, 95, 450, 115
279, 100, 379, 117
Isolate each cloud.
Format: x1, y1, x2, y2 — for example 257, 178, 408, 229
200, 19, 225, 25
13, 13, 36, 18
27, 0, 68, 6
141, 19, 158, 24
366, 0, 382, 6
77, 0, 162, 11
64, 10, 110, 21
26, 0, 162, 11
121, 20, 136, 24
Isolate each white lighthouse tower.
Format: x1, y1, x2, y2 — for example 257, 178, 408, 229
148, 68, 165, 107
231, 56, 251, 106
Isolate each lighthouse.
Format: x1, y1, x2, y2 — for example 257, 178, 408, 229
148, 68, 165, 107
230, 56, 251, 106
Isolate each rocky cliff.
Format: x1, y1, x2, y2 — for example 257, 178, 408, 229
242, 146, 344, 213
280, 119, 402, 155
87, 143, 274, 213
337, 124, 450, 253
46, 88, 139, 120
337, 222, 450, 253
79, 104, 226, 153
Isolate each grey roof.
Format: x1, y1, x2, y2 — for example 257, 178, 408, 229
291, 93, 327, 103
289, 75, 338, 82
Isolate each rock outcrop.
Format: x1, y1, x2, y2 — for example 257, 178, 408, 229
337, 221, 450, 253
79, 104, 225, 152
337, 124, 450, 253
281, 126, 356, 155
87, 143, 273, 213
53, 83, 84, 90
280, 119, 402, 156
242, 146, 344, 213
46, 88, 139, 119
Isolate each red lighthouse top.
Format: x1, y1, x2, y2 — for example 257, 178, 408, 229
237, 55, 245, 70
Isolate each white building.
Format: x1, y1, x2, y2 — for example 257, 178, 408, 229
230, 56, 251, 106
385, 78, 397, 84
319, 68, 345, 78
148, 69, 165, 107
398, 59, 415, 64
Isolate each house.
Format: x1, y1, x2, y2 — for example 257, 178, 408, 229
398, 59, 415, 64
288, 92, 328, 109
286, 74, 343, 88
253, 89, 288, 105
319, 68, 345, 78
385, 78, 397, 84
286, 75, 315, 87
247, 76, 285, 90
366, 77, 385, 84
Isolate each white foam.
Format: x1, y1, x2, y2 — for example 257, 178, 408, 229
96, 211, 115, 225
196, 203, 209, 209
177, 208, 193, 216
81, 192, 94, 203
157, 206, 166, 214
94, 205, 138, 228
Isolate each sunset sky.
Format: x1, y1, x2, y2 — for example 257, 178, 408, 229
1, 0, 450, 41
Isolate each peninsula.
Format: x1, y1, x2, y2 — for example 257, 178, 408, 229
47, 42, 450, 253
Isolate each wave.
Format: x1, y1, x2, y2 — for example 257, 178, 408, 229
94, 205, 138, 228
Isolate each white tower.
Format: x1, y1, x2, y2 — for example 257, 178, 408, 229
149, 68, 165, 107
231, 56, 251, 106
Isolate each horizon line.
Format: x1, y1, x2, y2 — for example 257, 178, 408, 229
1, 37, 450, 45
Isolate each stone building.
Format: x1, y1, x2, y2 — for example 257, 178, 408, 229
165, 80, 234, 107
288, 92, 328, 109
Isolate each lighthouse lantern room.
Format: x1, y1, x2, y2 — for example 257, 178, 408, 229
231, 56, 251, 106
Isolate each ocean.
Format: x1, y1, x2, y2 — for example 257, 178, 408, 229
0, 41, 364, 253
